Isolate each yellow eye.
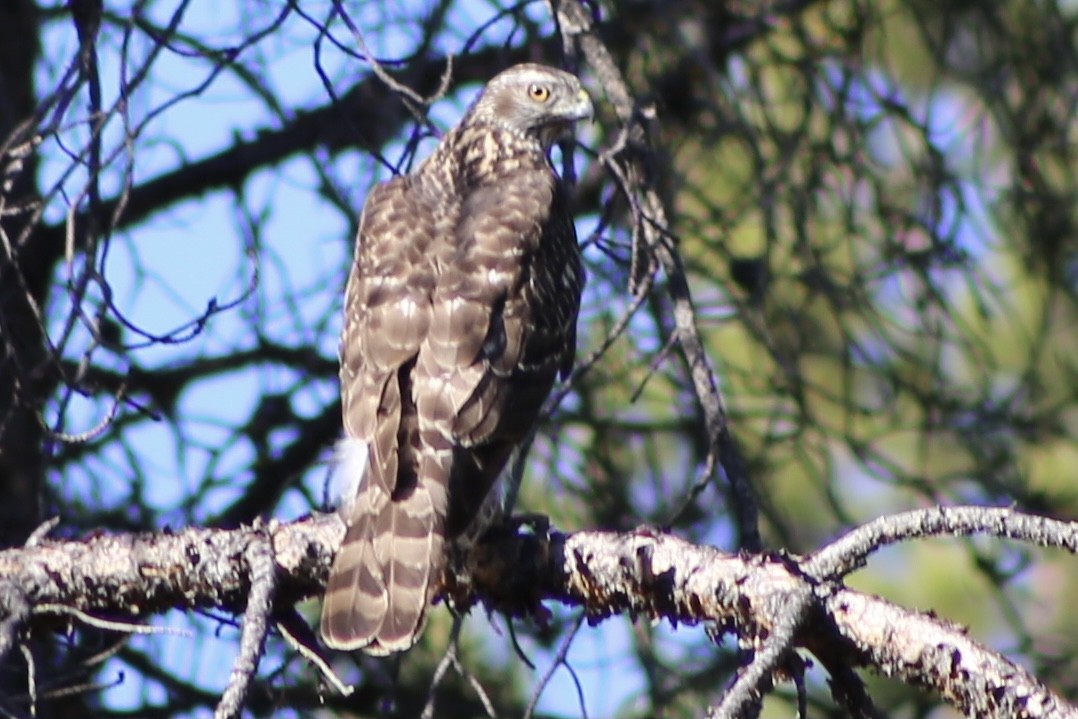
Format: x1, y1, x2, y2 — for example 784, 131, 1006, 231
527, 84, 551, 102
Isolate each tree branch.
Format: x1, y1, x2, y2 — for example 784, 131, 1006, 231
0, 506, 1073, 717
551, 0, 760, 550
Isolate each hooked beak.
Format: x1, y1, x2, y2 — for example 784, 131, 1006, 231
570, 86, 595, 123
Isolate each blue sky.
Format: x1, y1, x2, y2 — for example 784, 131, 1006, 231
33, 1, 658, 716
29, 0, 1032, 716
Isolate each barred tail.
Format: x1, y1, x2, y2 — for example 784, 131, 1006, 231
320, 437, 448, 654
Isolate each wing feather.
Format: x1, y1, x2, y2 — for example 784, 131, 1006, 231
322, 175, 446, 652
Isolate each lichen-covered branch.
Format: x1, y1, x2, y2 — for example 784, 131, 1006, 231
1, 507, 1073, 718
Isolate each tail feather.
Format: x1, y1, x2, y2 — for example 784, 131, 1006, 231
320, 437, 449, 654
320, 519, 389, 649
369, 483, 441, 650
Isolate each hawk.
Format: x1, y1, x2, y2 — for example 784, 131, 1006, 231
320, 64, 592, 653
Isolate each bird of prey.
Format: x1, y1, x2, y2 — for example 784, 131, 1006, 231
320, 63, 592, 654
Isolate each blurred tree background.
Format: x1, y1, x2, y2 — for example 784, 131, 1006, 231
0, 0, 1074, 717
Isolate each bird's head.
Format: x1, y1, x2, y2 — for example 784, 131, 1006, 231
465, 63, 594, 150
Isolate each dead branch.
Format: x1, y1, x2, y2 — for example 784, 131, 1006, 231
0, 506, 1073, 718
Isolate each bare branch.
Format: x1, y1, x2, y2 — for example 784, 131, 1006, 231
552, 0, 759, 550
806, 506, 1078, 581
3, 507, 1067, 716
214, 522, 277, 719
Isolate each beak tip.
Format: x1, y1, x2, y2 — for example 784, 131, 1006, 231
578, 89, 595, 121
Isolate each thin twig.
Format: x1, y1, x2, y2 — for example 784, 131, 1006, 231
32, 604, 192, 637
421, 617, 497, 718
331, 0, 454, 110
422, 617, 464, 719
214, 523, 277, 719
523, 612, 587, 719
275, 611, 354, 697
24, 517, 60, 547
22, 642, 37, 719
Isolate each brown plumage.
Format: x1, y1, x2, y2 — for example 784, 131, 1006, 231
320, 64, 591, 653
